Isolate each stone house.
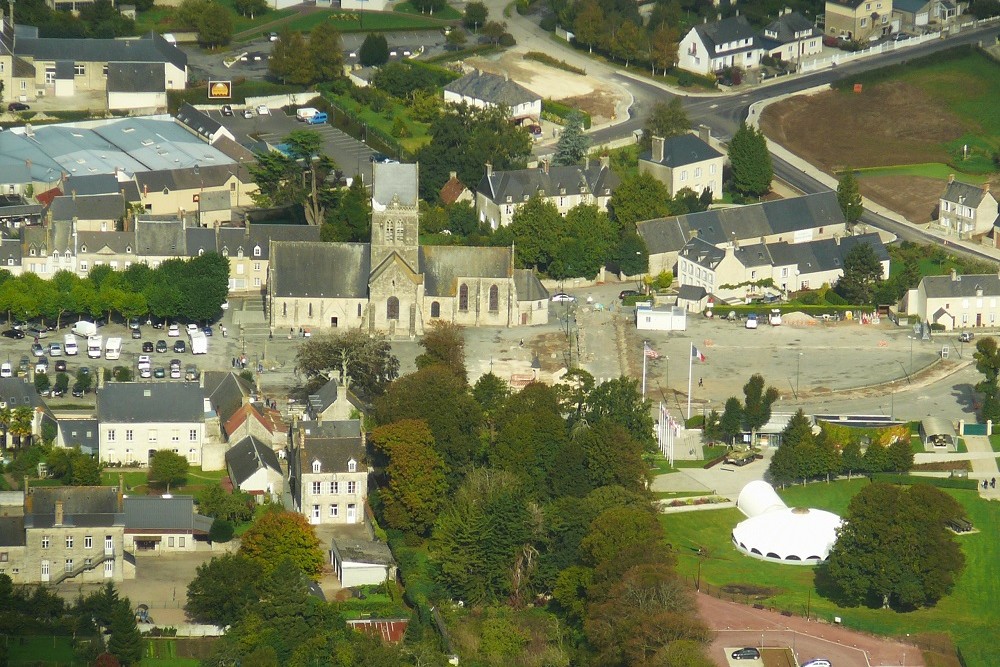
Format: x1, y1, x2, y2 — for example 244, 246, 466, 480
904, 271, 1000, 330
225, 435, 284, 502
291, 420, 368, 526
123, 495, 212, 554
638, 129, 724, 198
824, 0, 894, 41
936, 176, 998, 238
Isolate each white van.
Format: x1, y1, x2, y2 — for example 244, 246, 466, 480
87, 335, 103, 359
105, 337, 122, 360
295, 107, 318, 121
64, 334, 79, 355
72, 320, 97, 338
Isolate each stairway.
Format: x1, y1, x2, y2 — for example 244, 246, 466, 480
48, 553, 113, 585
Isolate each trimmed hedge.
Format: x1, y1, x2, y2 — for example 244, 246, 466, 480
524, 51, 585, 75
716, 304, 862, 316
870, 473, 979, 490
542, 99, 591, 129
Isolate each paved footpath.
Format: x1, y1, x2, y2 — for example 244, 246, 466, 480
698, 593, 925, 667
961, 435, 1000, 500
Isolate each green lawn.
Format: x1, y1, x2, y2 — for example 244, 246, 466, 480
853, 163, 991, 182
394, 1, 462, 20
134, 3, 295, 36
324, 91, 432, 154
6, 636, 78, 665
99, 466, 226, 496
660, 479, 1000, 667
282, 9, 450, 34
989, 434, 1000, 453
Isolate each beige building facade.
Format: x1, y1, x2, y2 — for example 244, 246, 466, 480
825, 0, 894, 40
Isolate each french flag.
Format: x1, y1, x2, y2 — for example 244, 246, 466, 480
692, 345, 706, 362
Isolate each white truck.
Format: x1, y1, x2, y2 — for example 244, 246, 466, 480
189, 330, 208, 355
295, 107, 318, 122
64, 333, 79, 356
72, 320, 97, 338
87, 335, 103, 359
105, 337, 122, 360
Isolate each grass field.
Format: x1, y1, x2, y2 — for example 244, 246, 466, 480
281, 9, 449, 34
134, 3, 295, 36
6, 636, 77, 665
853, 163, 991, 182
324, 91, 432, 154
394, 1, 462, 20
989, 434, 1000, 452
100, 466, 226, 496
660, 479, 1000, 667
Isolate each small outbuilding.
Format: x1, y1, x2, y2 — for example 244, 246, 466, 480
331, 536, 397, 588
635, 304, 687, 331
919, 417, 958, 452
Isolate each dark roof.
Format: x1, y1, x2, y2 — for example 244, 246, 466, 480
306, 380, 364, 420
941, 180, 992, 207
333, 536, 395, 566
107, 62, 166, 93
124, 495, 212, 533
63, 174, 121, 196
0, 377, 47, 412
679, 236, 726, 269
373, 163, 419, 208
198, 190, 231, 213
204, 371, 254, 425
477, 163, 619, 202
302, 420, 362, 439
757, 233, 888, 274
270, 242, 371, 299
826, 0, 868, 8
677, 284, 708, 301
96, 382, 205, 423
26, 486, 123, 529
135, 163, 247, 193
12, 56, 34, 78
55, 60, 74, 79
692, 15, 758, 53
439, 174, 469, 205
763, 11, 820, 44
58, 417, 99, 453
637, 216, 691, 256
420, 246, 513, 297
0, 238, 22, 266
135, 218, 185, 256
444, 71, 540, 107
245, 204, 308, 226
186, 226, 218, 255
226, 436, 282, 486
919, 273, 1000, 299
247, 221, 321, 260
643, 133, 722, 168
514, 268, 548, 301
299, 436, 366, 476
16, 31, 187, 72
0, 517, 26, 547
49, 194, 125, 222
176, 103, 224, 141
77, 230, 135, 255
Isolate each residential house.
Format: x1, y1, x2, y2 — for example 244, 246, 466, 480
62, 174, 141, 205
135, 164, 255, 218
0, 195, 44, 231
936, 176, 998, 238
225, 436, 284, 502
0, 377, 55, 449
638, 130, 724, 198
306, 379, 364, 423
439, 171, 473, 206
223, 403, 288, 452
175, 103, 236, 146
229, 211, 322, 294
677, 232, 889, 301
203, 371, 256, 435
443, 70, 541, 123
96, 382, 219, 469
48, 193, 126, 232
0, 237, 23, 274
268, 163, 549, 335
331, 533, 397, 587
134, 216, 186, 267
904, 271, 1000, 330
123, 495, 212, 553
637, 191, 848, 276
56, 417, 99, 455
824, 0, 894, 41
475, 157, 619, 229
0, 18, 187, 104
0, 485, 128, 585
291, 421, 367, 526
76, 230, 136, 274
677, 15, 763, 76
760, 9, 823, 62
892, 0, 962, 30
197, 190, 233, 228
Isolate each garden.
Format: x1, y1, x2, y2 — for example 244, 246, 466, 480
660, 478, 1000, 666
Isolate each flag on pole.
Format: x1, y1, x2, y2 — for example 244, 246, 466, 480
644, 342, 660, 359
692, 346, 706, 362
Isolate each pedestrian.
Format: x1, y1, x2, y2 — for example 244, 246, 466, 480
992, 477, 996, 489
231, 357, 236, 368
519, 338, 524, 347
698, 378, 704, 387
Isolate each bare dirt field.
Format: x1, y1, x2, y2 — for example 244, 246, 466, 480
464, 52, 627, 122
858, 174, 942, 224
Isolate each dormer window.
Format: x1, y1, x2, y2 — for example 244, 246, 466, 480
221, 247, 229, 257
162, 188, 169, 195
237, 248, 244, 258
198, 248, 204, 256
80, 245, 87, 253
52, 251, 59, 259
347, 459, 357, 473
126, 246, 132, 253
312, 460, 321, 473
253, 245, 262, 257
29, 249, 35, 256
506, 195, 512, 203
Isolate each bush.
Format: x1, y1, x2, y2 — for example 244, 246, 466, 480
824, 290, 847, 305
686, 414, 705, 429
930, 323, 946, 331
677, 71, 693, 87
869, 473, 978, 490
539, 15, 557, 31
209, 518, 235, 543
498, 32, 516, 46
541, 99, 591, 129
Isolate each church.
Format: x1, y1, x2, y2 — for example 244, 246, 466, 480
267, 163, 550, 336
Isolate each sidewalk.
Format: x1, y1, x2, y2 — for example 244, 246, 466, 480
961, 435, 1000, 500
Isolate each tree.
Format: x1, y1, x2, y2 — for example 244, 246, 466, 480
742, 374, 779, 443
728, 122, 772, 197
607, 172, 672, 229
826, 483, 965, 609
197, 485, 254, 523
371, 420, 448, 536
107, 598, 143, 666
481, 20, 507, 45
148, 450, 189, 492
239, 510, 324, 578
233, 0, 267, 17
34, 371, 50, 394
359, 33, 389, 67
296, 330, 399, 400
610, 20, 641, 67
578, 421, 648, 493
553, 111, 590, 166
648, 23, 680, 76
463, 1, 488, 29
573, 0, 604, 53
254, 558, 332, 657
642, 98, 689, 150
837, 167, 864, 224
186, 553, 264, 626
415, 321, 466, 379
767, 409, 814, 485
309, 22, 343, 83
270, 29, 313, 84
580, 505, 662, 567
196, 3, 233, 47
72, 453, 102, 486
208, 518, 235, 543
835, 242, 884, 305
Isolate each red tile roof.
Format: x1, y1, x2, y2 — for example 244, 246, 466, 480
439, 175, 469, 206
36, 187, 62, 207
346, 618, 409, 643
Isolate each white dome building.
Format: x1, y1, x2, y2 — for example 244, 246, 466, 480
731, 481, 842, 565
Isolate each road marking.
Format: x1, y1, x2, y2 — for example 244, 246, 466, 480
709, 104, 719, 109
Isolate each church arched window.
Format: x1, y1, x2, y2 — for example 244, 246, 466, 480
488, 285, 499, 312
458, 284, 469, 311
387, 296, 400, 320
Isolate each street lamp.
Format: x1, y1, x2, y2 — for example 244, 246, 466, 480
795, 352, 803, 396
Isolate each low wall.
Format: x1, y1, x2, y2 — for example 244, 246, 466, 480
140, 623, 226, 637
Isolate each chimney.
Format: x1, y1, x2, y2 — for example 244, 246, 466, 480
948, 174, 955, 184
652, 136, 665, 163
449, 171, 457, 181
118, 473, 125, 511
699, 124, 712, 144
541, 157, 549, 175
485, 162, 493, 178
55, 500, 64, 526
951, 269, 958, 281
600, 155, 609, 170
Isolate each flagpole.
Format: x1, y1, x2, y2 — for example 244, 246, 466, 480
687, 342, 693, 420
642, 340, 648, 398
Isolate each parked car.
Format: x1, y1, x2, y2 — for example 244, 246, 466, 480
242, 108, 254, 119
619, 289, 640, 300
2, 329, 24, 339
0, 363, 11, 378
19, 356, 31, 372
154, 367, 166, 378
221, 104, 234, 116
959, 332, 974, 342
139, 367, 152, 378
55, 360, 67, 372
156, 340, 168, 353
173, 340, 186, 353
268, 31, 279, 41
185, 365, 199, 381
142, 341, 154, 353
26, 326, 49, 339
802, 660, 832, 667
8, 102, 29, 112
731, 648, 760, 660
745, 313, 759, 330
256, 105, 270, 115
137, 355, 152, 369
31, 343, 45, 357
72, 386, 86, 398
551, 293, 575, 303
48, 342, 63, 356
202, 326, 214, 337
131, 328, 142, 339
168, 324, 180, 337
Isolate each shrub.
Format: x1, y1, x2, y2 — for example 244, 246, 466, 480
209, 518, 235, 543
869, 473, 978, 490
677, 71, 693, 87
930, 323, 946, 331
391, 117, 411, 138
539, 15, 556, 31
686, 414, 705, 429
499, 32, 516, 46
824, 290, 847, 306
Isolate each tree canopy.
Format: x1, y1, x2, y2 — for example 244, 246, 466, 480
728, 122, 772, 197
837, 168, 864, 224
642, 98, 689, 150
295, 329, 399, 401
238, 510, 325, 578
553, 112, 590, 166
148, 450, 189, 492
835, 242, 885, 305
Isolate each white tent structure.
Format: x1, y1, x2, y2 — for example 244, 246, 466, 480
731, 481, 842, 565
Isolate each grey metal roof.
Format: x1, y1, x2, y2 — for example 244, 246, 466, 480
643, 133, 722, 168
0, 377, 46, 411
514, 268, 548, 301
176, 103, 224, 141
226, 436, 282, 486
444, 71, 540, 107
693, 15, 758, 53
302, 420, 362, 439
49, 193, 125, 222
124, 495, 211, 533
920, 416, 956, 438
941, 180, 991, 207
299, 436, 365, 476
135, 218, 185, 256
920, 273, 1000, 299
58, 417, 99, 454
16, 31, 187, 72
0, 516, 25, 547
64, 174, 123, 196
478, 163, 619, 202
107, 62, 166, 93
637, 215, 691, 256
270, 242, 371, 299
55, 61, 74, 80
677, 284, 708, 301
247, 221, 321, 260
373, 162, 418, 208
96, 382, 205, 424
419, 246, 513, 297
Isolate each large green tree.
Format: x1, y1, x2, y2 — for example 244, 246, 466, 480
359, 33, 389, 66
835, 242, 885, 305
309, 22, 344, 83
107, 597, 143, 666
827, 483, 966, 609
642, 98, 689, 150
196, 3, 233, 47
741, 374, 779, 443
463, 1, 488, 29
719, 397, 743, 444
837, 167, 864, 224
585, 377, 655, 451
728, 122, 772, 197
371, 420, 448, 536
185, 554, 264, 626
553, 111, 590, 166
415, 320, 467, 379
239, 510, 325, 578
148, 450, 189, 492
296, 329, 399, 400
607, 172, 672, 228
767, 409, 814, 485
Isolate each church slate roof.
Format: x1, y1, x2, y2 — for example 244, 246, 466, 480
419, 246, 513, 297
373, 163, 419, 209
270, 241, 371, 299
